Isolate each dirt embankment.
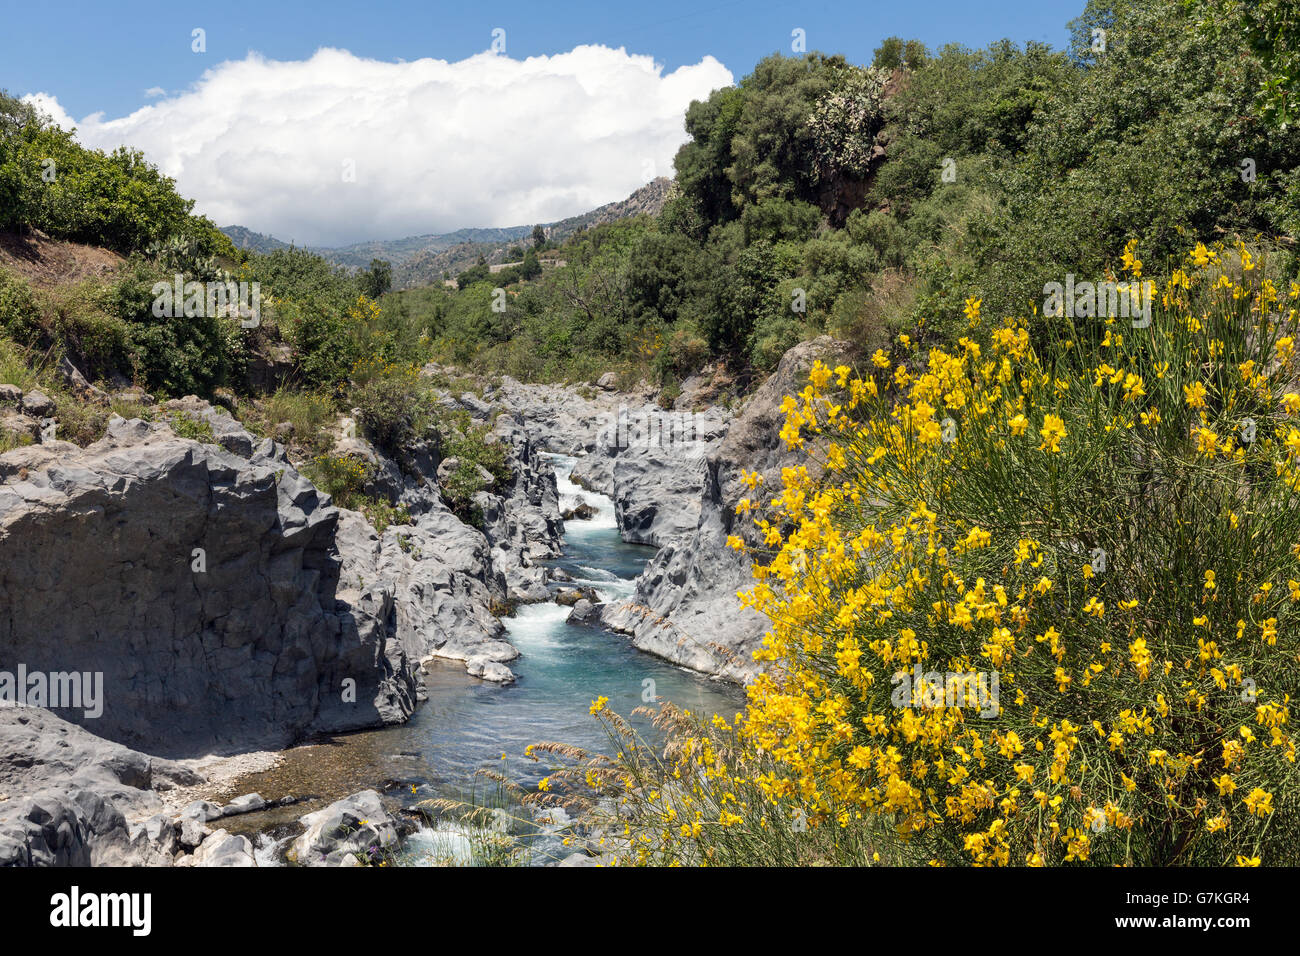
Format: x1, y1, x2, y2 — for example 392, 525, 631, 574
0, 229, 125, 288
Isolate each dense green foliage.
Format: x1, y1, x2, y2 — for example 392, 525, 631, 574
2, 0, 1297, 465
381, 0, 1298, 386
0, 92, 232, 257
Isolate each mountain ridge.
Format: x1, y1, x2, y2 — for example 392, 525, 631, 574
222, 177, 672, 289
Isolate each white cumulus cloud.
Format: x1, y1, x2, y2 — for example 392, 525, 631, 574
23, 46, 732, 247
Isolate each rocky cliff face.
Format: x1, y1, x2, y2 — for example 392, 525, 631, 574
0, 414, 419, 758
600, 337, 852, 683
493, 375, 730, 549
473, 414, 565, 602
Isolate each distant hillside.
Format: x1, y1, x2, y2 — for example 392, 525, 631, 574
221, 225, 290, 256
220, 177, 672, 290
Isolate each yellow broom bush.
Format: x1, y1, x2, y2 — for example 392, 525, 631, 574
577, 240, 1300, 866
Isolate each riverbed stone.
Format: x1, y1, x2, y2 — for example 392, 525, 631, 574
192, 829, 257, 866
220, 793, 267, 817
290, 789, 400, 866
466, 656, 516, 683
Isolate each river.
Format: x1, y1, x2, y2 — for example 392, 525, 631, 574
226, 453, 745, 865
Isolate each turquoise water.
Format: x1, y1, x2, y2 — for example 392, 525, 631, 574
395, 454, 745, 792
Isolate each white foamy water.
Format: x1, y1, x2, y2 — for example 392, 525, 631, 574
503, 602, 572, 661
549, 454, 618, 533
253, 832, 289, 867
401, 823, 477, 866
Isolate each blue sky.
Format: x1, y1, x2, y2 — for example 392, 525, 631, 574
2, 0, 1088, 244
6, 0, 1084, 120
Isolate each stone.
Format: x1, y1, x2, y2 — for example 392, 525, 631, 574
0, 408, 39, 444
466, 656, 517, 683
0, 413, 420, 757
289, 790, 400, 867
0, 384, 21, 406
19, 389, 54, 417
459, 392, 494, 419
561, 499, 597, 521
566, 598, 603, 625
192, 829, 257, 867
597, 372, 618, 390
556, 587, 598, 607
0, 708, 200, 865
181, 800, 223, 823
220, 793, 267, 817
178, 817, 212, 851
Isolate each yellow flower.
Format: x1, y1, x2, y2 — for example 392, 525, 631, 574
1038, 414, 1066, 453
1243, 787, 1273, 817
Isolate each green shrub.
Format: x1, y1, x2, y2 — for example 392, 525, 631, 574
351, 371, 434, 455
0, 270, 40, 344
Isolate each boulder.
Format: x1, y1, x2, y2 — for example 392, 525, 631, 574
177, 817, 212, 851
0, 708, 200, 865
466, 656, 516, 683
19, 389, 55, 417
566, 598, 602, 625
192, 829, 257, 867
181, 800, 223, 823
459, 392, 494, 419
289, 790, 400, 866
561, 499, 597, 521
220, 793, 267, 817
556, 587, 598, 607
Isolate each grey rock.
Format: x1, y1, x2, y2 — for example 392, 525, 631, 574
181, 800, 223, 823
220, 793, 267, 817
125, 813, 178, 864
466, 657, 516, 683
601, 337, 852, 683
556, 587, 597, 607
597, 372, 618, 390
561, 499, 596, 521
0, 413, 419, 757
192, 829, 257, 867
0, 384, 22, 406
290, 790, 399, 866
19, 389, 55, 417
0, 408, 39, 444
178, 816, 212, 851
565, 598, 603, 625
0, 708, 200, 865
459, 392, 494, 419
